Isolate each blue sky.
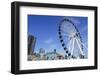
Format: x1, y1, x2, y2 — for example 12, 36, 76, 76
28, 15, 88, 56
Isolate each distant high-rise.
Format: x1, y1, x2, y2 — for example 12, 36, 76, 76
39, 48, 45, 54
28, 35, 36, 55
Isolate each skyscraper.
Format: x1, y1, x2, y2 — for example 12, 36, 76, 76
28, 35, 36, 55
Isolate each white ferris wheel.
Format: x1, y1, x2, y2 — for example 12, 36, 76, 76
58, 18, 87, 59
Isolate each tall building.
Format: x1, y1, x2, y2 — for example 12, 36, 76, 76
39, 48, 46, 60
39, 48, 45, 54
28, 35, 36, 55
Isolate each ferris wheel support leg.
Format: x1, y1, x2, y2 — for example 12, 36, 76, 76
76, 38, 84, 56
77, 38, 87, 50
71, 38, 75, 57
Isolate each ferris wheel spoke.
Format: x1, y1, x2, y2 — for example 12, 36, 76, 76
61, 29, 75, 35
70, 38, 75, 56
77, 38, 88, 50
67, 38, 73, 51
75, 38, 84, 56
61, 32, 74, 39
60, 33, 69, 38
60, 29, 71, 35
61, 24, 75, 31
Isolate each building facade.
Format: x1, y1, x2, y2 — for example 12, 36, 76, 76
28, 35, 36, 61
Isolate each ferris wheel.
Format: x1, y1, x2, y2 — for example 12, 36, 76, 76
58, 18, 87, 59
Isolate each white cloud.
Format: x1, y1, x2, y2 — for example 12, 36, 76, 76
44, 38, 53, 44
